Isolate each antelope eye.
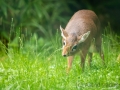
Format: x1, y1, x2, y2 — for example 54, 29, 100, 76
72, 45, 77, 51
63, 41, 66, 46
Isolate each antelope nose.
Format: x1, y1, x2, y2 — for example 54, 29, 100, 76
63, 54, 67, 57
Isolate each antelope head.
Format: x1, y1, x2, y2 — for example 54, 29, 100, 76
60, 25, 90, 57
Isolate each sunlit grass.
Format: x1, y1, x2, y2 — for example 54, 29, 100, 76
0, 25, 120, 89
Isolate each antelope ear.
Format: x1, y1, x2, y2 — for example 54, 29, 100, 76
78, 31, 90, 43
60, 25, 68, 39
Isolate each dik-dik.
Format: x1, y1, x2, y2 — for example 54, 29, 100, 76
60, 10, 104, 73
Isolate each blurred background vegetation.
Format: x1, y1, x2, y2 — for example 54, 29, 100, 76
0, 0, 120, 47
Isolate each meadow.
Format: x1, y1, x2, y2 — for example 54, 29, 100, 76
0, 25, 120, 90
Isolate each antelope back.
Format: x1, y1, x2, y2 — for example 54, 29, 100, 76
60, 10, 100, 57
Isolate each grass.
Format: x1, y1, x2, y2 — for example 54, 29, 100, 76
0, 25, 120, 90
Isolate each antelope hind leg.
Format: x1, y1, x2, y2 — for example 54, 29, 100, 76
95, 36, 105, 65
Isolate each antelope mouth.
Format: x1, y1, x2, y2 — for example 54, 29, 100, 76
62, 53, 72, 57
62, 54, 67, 57
62, 53, 70, 57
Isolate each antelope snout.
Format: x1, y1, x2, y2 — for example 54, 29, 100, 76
62, 50, 68, 57
62, 46, 70, 57
62, 51, 70, 57
62, 54, 67, 57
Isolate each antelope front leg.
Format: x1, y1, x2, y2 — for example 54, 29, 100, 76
67, 56, 74, 73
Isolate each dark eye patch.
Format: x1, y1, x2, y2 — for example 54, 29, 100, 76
72, 45, 77, 51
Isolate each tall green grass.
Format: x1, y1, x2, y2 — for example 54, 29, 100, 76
0, 24, 120, 90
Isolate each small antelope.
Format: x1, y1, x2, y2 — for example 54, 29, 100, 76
60, 10, 104, 73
